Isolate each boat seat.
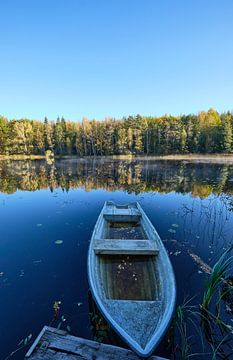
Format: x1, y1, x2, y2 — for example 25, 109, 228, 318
93, 239, 159, 255
103, 207, 141, 222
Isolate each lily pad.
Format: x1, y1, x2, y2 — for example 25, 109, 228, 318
55, 240, 63, 245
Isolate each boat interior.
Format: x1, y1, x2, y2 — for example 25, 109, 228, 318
94, 202, 161, 301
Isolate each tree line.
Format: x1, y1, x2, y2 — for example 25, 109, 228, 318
0, 108, 233, 156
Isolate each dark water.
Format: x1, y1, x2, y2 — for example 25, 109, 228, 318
0, 158, 233, 359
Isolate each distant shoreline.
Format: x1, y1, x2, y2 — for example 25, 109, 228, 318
1, 153, 233, 163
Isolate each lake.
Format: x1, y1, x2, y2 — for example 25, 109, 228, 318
0, 158, 232, 359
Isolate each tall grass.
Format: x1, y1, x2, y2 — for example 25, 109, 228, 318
171, 246, 233, 359
202, 247, 233, 311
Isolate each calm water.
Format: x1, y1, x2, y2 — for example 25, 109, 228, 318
0, 158, 233, 359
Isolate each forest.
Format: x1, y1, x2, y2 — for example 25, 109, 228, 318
0, 108, 233, 156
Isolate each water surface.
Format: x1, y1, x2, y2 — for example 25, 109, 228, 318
0, 158, 232, 359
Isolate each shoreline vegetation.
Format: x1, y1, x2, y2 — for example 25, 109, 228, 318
1, 109, 233, 158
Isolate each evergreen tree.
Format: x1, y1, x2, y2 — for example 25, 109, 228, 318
221, 114, 232, 152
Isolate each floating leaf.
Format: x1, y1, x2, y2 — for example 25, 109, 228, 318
33, 260, 42, 264
55, 240, 63, 245
174, 251, 181, 256
168, 229, 176, 234
172, 224, 179, 228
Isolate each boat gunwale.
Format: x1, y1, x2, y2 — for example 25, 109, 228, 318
87, 201, 176, 357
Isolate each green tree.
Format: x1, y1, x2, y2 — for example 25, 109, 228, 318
0, 115, 9, 154
221, 113, 232, 152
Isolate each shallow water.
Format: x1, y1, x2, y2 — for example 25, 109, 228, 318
0, 158, 232, 359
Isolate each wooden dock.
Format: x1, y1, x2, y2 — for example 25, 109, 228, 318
25, 326, 169, 359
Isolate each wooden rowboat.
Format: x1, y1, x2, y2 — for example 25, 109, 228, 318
87, 201, 176, 358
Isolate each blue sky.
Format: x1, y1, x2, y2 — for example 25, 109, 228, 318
0, 0, 233, 120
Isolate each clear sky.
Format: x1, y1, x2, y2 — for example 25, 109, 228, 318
0, 0, 233, 120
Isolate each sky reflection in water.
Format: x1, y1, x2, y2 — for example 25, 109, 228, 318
0, 159, 232, 359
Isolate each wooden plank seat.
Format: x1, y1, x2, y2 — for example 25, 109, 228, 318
94, 239, 159, 255
103, 206, 142, 222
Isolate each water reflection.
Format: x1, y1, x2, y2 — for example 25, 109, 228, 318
0, 158, 233, 359
1, 159, 233, 197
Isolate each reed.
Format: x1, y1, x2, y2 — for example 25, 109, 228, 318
171, 247, 233, 359
202, 247, 233, 311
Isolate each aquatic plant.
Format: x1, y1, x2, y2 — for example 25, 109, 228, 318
199, 246, 233, 359
171, 247, 233, 359
202, 247, 233, 311
169, 297, 206, 359
3, 334, 33, 360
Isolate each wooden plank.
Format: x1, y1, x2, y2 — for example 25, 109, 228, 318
103, 214, 141, 222
25, 326, 168, 360
94, 239, 159, 255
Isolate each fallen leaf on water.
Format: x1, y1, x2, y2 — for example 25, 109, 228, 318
19, 270, 24, 277
55, 240, 63, 245
168, 229, 176, 234
33, 260, 42, 264
173, 251, 181, 256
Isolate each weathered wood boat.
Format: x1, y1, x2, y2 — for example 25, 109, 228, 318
88, 201, 176, 358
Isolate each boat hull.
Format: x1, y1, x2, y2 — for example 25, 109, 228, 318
88, 201, 176, 357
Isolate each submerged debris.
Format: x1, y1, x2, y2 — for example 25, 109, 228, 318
188, 250, 212, 274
